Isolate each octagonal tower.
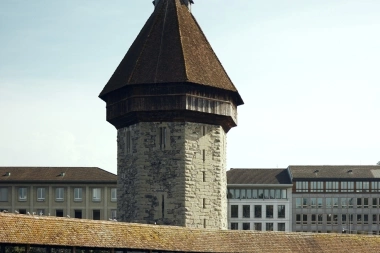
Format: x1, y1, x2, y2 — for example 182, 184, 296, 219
99, 0, 243, 229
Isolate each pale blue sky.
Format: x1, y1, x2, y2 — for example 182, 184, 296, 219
0, 1, 379, 174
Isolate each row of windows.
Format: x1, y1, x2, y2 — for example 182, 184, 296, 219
295, 181, 380, 193
230, 204, 286, 219
296, 214, 380, 225
0, 208, 117, 220
0, 187, 117, 202
230, 222, 286, 231
228, 188, 287, 199
296, 197, 380, 209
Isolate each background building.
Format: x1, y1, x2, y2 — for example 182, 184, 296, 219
227, 169, 293, 232
290, 165, 380, 234
0, 167, 117, 220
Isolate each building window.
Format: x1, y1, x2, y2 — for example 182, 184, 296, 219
74, 188, 83, 201
317, 198, 323, 208
278, 223, 285, 231
111, 209, 117, 220
55, 188, 64, 201
243, 205, 250, 218
75, 210, 82, 219
230, 223, 238, 230
341, 181, 354, 192
302, 198, 308, 208
37, 188, 46, 201
302, 214, 308, 225
278, 205, 285, 218
310, 198, 316, 208
159, 127, 167, 150
326, 181, 339, 192
264, 189, 269, 199
311, 214, 316, 224
332, 214, 338, 225
326, 198, 332, 208
327, 214, 332, 224
234, 189, 240, 199
318, 214, 323, 224
296, 198, 301, 208
93, 210, 101, 220
56, 210, 64, 217
266, 223, 274, 231
254, 223, 262, 231
341, 198, 347, 208
266, 205, 273, 218
18, 188, 27, 201
254, 205, 262, 218
363, 198, 369, 208
373, 214, 378, 224
371, 182, 380, 192
296, 214, 301, 224
356, 182, 363, 192
0, 188, 8, 202
357, 198, 362, 208
231, 205, 238, 218
92, 188, 101, 202
296, 181, 308, 192
332, 198, 339, 208
357, 214, 362, 224
364, 214, 369, 224
246, 189, 252, 199
348, 198, 354, 208
363, 181, 370, 192
258, 189, 264, 199
310, 181, 323, 192
372, 198, 378, 208
227, 189, 234, 199
243, 223, 250, 230
111, 188, 117, 202
240, 189, 246, 199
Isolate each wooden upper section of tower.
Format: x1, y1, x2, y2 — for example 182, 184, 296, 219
99, 0, 243, 132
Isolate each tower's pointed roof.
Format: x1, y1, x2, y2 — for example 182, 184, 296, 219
99, 0, 242, 104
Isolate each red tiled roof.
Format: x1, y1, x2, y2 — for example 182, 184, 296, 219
1, 213, 380, 252
0, 167, 116, 183
99, 0, 242, 104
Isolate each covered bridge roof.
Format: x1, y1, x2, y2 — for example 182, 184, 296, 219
1, 213, 380, 252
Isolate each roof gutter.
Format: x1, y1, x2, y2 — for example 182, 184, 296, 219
227, 184, 293, 187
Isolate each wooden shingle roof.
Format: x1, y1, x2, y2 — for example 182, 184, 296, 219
1, 213, 380, 252
227, 169, 292, 185
289, 165, 380, 180
99, 0, 242, 105
0, 167, 116, 183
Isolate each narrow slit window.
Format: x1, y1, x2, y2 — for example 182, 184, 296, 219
203, 171, 206, 182
202, 125, 206, 136
203, 198, 206, 208
162, 195, 165, 219
202, 149, 205, 162
126, 130, 131, 154
159, 127, 167, 150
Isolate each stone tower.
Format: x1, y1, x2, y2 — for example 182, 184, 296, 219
99, 0, 243, 229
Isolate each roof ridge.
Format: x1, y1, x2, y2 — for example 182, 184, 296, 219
176, 0, 189, 82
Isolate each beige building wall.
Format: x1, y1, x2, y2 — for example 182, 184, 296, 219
0, 184, 117, 220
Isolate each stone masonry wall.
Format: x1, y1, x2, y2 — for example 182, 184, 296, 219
117, 122, 227, 229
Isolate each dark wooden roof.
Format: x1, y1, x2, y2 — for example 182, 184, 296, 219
227, 169, 291, 185
0, 167, 116, 183
99, 0, 242, 104
289, 165, 380, 180
1, 213, 380, 252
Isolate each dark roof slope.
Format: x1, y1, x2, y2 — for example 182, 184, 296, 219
227, 169, 291, 185
0, 167, 116, 183
289, 165, 380, 179
1, 213, 380, 252
99, 0, 242, 103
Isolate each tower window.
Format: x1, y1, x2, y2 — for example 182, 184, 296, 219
204, 219, 207, 228
159, 127, 167, 150
126, 130, 132, 154
202, 149, 205, 162
203, 171, 206, 182
203, 198, 206, 208
202, 125, 206, 136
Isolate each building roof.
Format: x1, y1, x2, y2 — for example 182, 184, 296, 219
0, 167, 116, 183
99, 0, 242, 105
227, 169, 291, 185
289, 165, 380, 180
0, 213, 380, 252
